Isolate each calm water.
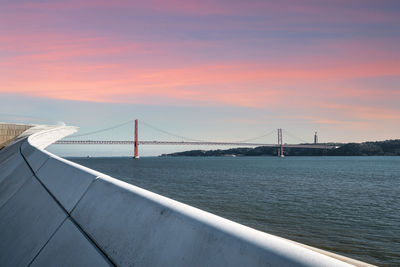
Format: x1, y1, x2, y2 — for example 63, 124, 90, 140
68, 156, 400, 266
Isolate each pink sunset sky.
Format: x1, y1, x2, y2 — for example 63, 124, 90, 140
1, 0, 399, 155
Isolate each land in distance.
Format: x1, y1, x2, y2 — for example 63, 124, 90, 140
161, 139, 400, 157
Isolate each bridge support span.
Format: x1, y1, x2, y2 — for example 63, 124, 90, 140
134, 119, 139, 159
277, 128, 284, 157
54, 140, 336, 149
53, 119, 338, 154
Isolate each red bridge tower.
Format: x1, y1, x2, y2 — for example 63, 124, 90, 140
134, 119, 139, 159
277, 128, 284, 157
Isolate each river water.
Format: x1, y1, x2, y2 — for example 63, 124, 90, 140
68, 156, 400, 266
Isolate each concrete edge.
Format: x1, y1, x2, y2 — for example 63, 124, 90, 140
24, 125, 78, 149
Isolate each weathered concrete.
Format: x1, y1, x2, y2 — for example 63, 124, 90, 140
0, 177, 67, 266
0, 123, 375, 267
30, 218, 112, 267
0, 138, 24, 163
21, 141, 52, 172
0, 153, 33, 209
36, 155, 101, 212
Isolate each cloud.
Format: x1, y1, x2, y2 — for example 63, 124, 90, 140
1, 0, 399, 132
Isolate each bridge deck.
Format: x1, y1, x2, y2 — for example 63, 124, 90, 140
55, 140, 335, 149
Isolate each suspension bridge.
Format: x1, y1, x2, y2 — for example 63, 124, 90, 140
54, 119, 337, 158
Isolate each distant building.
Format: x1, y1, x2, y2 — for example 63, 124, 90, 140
314, 131, 318, 144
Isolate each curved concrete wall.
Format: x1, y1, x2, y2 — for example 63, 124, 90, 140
0, 125, 372, 267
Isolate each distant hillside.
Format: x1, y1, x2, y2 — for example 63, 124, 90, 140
161, 139, 400, 157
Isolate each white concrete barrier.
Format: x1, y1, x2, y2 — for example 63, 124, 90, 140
35, 155, 101, 212
0, 125, 373, 267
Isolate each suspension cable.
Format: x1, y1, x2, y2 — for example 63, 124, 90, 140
67, 119, 135, 138
234, 129, 276, 143
140, 120, 205, 142
63, 118, 281, 144
282, 129, 309, 144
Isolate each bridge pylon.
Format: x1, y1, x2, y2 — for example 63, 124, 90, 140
277, 128, 284, 157
134, 119, 139, 159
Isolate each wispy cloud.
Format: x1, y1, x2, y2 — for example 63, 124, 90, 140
1, 0, 399, 137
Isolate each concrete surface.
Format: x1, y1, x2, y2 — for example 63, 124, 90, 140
30, 218, 112, 267
0, 177, 67, 266
36, 156, 100, 212
0, 123, 374, 267
0, 138, 24, 164
0, 153, 33, 209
